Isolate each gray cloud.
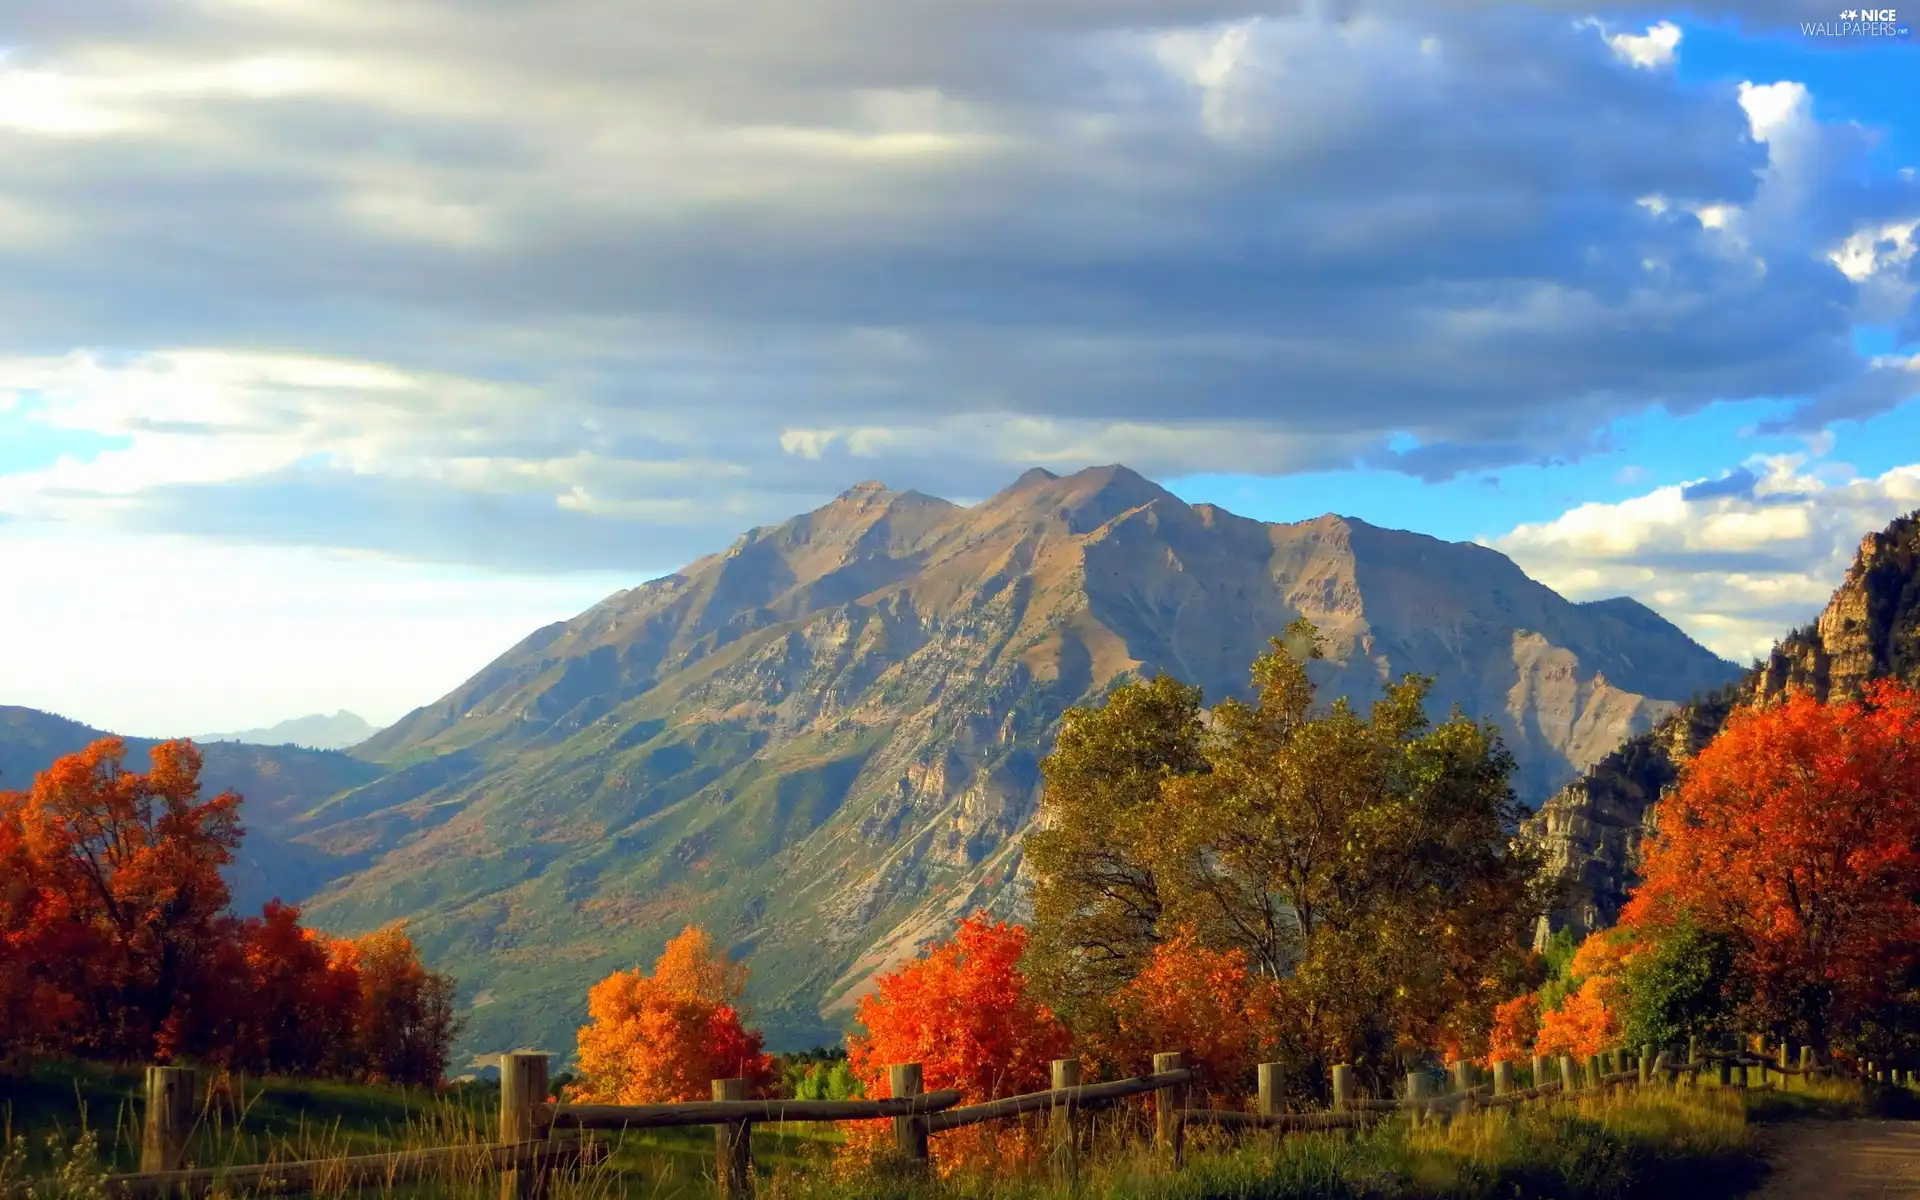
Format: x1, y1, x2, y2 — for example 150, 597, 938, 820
0, 0, 1916, 569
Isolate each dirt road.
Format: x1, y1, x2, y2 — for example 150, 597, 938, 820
1749, 1118, 1920, 1198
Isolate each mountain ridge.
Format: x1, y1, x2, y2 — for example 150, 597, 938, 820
282, 465, 1738, 1057
196, 711, 382, 751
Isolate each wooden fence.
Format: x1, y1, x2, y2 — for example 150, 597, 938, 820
10, 1039, 1900, 1200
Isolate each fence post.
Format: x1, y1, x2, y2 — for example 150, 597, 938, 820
1450, 1060, 1471, 1094
1532, 1055, 1550, 1091
713, 1078, 752, 1200
1153, 1051, 1185, 1165
1559, 1055, 1578, 1094
1257, 1063, 1282, 1117
889, 1064, 929, 1167
1049, 1059, 1080, 1186
1688, 1036, 1699, 1068
1716, 1058, 1731, 1087
1493, 1061, 1513, 1097
140, 1065, 196, 1174
1639, 1045, 1653, 1086
500, 1052, 551, 1200
1406, 1070, 1431, 1127
1331, 1064, 1353, 1113
1799, 1046, 1814, 1073
1586, 1054, 1604, 1091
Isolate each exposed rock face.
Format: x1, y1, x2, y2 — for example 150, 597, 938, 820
272, 465, 1738, 1058
1524, 510, 1920, 941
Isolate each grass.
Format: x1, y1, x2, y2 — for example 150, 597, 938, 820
3, 1065, 1895, 1200
777, 1086, 1764, 1200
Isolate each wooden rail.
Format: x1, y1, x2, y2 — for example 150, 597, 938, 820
549, 1091, 965, 1129
17, 1038, 1897, 1200
923, 1068, 1200, 1132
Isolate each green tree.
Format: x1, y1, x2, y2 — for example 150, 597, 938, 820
1023, 672, 1208, 1029
1617, 917, 1740, 1051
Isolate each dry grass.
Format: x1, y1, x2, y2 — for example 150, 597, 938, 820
0, 1076, 1801, 1200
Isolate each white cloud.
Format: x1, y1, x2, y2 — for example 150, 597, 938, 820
1602, 21, 1682, 69
1492, 455, 1920, 662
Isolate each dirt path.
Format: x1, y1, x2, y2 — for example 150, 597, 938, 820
1748, 1118, 1920, 1198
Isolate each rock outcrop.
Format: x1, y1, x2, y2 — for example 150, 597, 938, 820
1524, 510, 1920, 941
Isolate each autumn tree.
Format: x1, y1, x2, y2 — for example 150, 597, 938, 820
0, 738, 460, 1085
1100, 928, 1278, 1103
1533, 929, 1632, 1059
846, 916, 1072, 1171
341, 925, 460, 1086
574, 925, 775, 1103
1023, 673, 1207, 1031
1029, 621, 1547, 1092
2, 738, 241, 1061
1623, 680, 1920, 1054
218, 901, 363, 1077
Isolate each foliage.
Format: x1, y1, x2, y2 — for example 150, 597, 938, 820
1099, 928, 1279, 1103
1487, 994, 1540, 1066
1623, 680, 1920, 1054
1028, 620, 1548, 1094
573, 925, 776, 1104
1616, 916, 1740, 1052
0, 738, 456, 1083
845, 915, 1072, 1173
1023, 673, 1208, 1033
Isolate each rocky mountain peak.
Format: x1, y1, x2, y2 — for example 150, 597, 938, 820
281, 465, 1741, 1058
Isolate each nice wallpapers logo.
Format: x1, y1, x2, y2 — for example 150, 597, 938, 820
1804, 7, 1914, 35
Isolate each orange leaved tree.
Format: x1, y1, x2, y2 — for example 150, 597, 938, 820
0, 737, 460, 1083
1533, 928, 1632, 1059
1, 737, 240, 1061
1623, 680, 1920, 1053
574, 925, 775, 1103
1487, 994, 1540, 1066
1102, 928, 1277, 1103
845, 915, 1072, 1172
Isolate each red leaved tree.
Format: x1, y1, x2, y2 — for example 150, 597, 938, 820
0, 738, 460, 1084
845, 915, 1072, 1173
1101, 928, 1278, 1103
573, 925, 775, 1103
1486, 994, 1540, 1066
3, 738, 240, 1061
1623, 680, 1920, 1052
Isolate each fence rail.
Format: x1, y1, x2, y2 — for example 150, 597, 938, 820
11, 1039, 1903, 1200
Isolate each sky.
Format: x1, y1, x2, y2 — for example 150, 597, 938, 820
2, 0, 1918, 736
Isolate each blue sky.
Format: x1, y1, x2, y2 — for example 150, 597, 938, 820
1, 1, 1918, 733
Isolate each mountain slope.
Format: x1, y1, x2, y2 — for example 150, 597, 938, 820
196, 711, 382, 751
1524, 509, 1920, 938
0, 706, 383, 913
288, 465, 1739, 1058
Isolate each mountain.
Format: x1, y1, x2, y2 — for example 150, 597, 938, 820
279, 465, 1739, 1058
1525, 508, 1920, 939
195, 711, 382, 751
0, 706, 384, 914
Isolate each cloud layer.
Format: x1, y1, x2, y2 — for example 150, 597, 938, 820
1494, 453, 1920, 661
0, 1, 1917, 573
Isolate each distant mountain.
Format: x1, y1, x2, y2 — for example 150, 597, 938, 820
0, 706, 383, 914
1525, 508, 1920, 939
276, 464, 1739, 1059
196, 711, 382, 751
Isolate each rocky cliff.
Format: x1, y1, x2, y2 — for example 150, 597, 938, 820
1524, 509, 1920, 940
275, 465, 1737, 1058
